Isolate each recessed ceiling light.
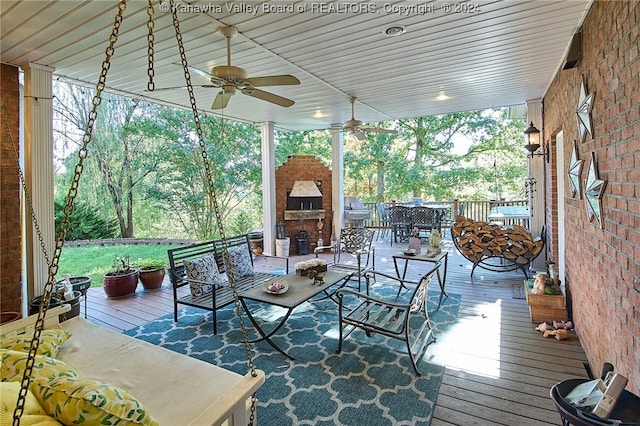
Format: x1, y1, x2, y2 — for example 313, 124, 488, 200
383, 25, 406, 37
435, 91, 452, 101
313, 110, 326, 118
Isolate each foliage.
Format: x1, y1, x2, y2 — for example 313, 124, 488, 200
137, 258, 166, 270
53, 80, 529, 240
107, 255, 137, 276
54, 199, 118, 241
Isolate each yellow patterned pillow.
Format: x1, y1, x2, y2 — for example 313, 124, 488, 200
0, 349, 81, 383
0, 381, 62, 426
0, 329, 71, 358
34, 376, 159, 426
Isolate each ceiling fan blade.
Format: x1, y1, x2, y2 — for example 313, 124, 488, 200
145, 84, 217, 92
363, 127, 398, 134
244, 75, 300, 87
173, 63, 211, 79
242, 88, 295, 107
211, 91, 233, 109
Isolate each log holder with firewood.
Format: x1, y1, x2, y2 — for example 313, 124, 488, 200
451, 216, 545, 278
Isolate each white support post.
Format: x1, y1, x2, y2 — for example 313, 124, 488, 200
261, 121, 276, 255
330, 124, 344, 238
23, 63, 55, 299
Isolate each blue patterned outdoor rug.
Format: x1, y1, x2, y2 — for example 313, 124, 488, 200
125, 282, 460, 425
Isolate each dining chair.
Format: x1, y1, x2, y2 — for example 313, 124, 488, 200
389, 205, 411, 246
376, 203, 391, 240
410, 206, 440, 238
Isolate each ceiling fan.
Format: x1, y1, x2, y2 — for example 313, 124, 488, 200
343, 97, 398, 140
153, 26, 300, 109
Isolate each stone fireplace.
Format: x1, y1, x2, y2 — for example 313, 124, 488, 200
275, 155, 333, 255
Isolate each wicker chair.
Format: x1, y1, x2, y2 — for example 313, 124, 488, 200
335, 264, 439, 375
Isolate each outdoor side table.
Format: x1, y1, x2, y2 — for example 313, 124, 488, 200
392, 251, 448, 309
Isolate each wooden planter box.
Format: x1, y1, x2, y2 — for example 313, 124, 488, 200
524, 279, 568, 323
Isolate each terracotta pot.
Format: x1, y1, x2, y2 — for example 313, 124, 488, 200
138, 268, 165, 290
103, 270, 138, 298
0, 312, 21, 324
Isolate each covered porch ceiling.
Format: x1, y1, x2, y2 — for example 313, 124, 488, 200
1, 0, 591, 131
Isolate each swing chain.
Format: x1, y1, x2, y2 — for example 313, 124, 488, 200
12, 2, 128, 425
146, 0, 155, 91
169, 3, 257, 424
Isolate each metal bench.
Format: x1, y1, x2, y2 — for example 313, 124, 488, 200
167, 234, 289, 334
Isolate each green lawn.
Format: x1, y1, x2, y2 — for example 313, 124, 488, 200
57, 244, 179, 287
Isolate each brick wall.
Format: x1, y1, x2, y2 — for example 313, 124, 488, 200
0, 64, 22, 314
275, 155, 333, 254
543, 0, 639, 392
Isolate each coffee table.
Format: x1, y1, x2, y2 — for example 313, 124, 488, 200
392, 251, 448, 309
239, 266, 353, 359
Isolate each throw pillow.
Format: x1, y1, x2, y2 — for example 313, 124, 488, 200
32, 376, 159, 426
0, 329, 71, 358
226, 247, 255, 279
183, 254, 224, 297
0, 381, 63, 426
0, 349, 82, 383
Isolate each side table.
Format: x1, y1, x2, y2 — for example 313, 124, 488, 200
392, 251, 448, 309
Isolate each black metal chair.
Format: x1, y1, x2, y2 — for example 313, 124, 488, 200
389, 205, 411, 246
410, 206, 441, 239
315, 227, 375, 292
376, 202, 391, 240
335, 264, 439, 375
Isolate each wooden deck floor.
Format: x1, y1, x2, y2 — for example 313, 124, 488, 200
77, 237, 586, 425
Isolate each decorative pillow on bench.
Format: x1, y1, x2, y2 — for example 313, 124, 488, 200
184, 254, 225, 297
226, 247, 255, 279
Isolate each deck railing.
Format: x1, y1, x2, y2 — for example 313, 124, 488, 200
359, 199, 528, 233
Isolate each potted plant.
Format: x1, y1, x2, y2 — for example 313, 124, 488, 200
137, 258, 166, 291
103, 255, 138, 298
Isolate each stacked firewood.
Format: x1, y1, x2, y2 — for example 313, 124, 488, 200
452, 216, 543, 265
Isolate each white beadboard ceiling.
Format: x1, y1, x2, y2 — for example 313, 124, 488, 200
1, 0, 591, 131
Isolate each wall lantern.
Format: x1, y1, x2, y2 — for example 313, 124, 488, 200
524, 121, 548, 162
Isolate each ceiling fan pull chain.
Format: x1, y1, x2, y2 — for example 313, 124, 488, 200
146, 0, 155, 91
11, 2, 128, 424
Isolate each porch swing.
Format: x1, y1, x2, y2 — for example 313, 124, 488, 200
2, 1, 264, 424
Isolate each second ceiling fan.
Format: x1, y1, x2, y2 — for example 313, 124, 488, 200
343, 97, 397, 140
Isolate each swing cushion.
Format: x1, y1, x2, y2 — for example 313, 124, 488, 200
0, 381, 63, 426
183, 254, 224, 296
226, 247, 255, 279
0, 349, 158, 426
0, 329, 71, 358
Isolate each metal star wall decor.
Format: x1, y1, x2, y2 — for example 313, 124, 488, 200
577, 75, 594, 141
584, 152, 606, 229
568, 140, 583, 198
